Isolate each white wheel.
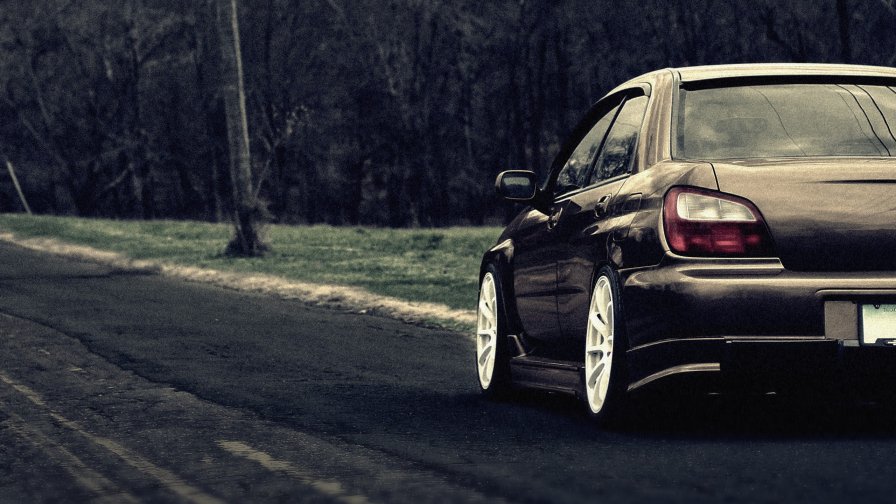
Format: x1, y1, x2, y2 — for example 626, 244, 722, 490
585, 275, 615, 415
477, 272, 499, 389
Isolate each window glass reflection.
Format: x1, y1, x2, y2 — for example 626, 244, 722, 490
678, 84, 896, 159
555, 103, 619, 195
592, 95, 649, 183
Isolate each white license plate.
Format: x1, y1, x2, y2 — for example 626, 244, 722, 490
861, 304, 896, 345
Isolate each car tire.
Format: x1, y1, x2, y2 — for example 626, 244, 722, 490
476, 265, 513, 398
583, 265, 629, 424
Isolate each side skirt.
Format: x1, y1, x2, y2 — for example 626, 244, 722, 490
509, 356, 582, 397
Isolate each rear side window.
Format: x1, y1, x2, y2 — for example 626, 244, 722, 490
554, 103, 620, 196
590, 95, 649, 183
677, 84, 896, 159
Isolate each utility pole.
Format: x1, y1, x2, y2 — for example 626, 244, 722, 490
216, 0, 267, 256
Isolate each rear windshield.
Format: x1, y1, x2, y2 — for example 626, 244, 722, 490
677, 83, 896, 159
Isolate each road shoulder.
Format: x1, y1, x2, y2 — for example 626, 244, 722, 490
0, 232, 475, 332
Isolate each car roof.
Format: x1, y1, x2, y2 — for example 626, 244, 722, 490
606, 63, 896, 96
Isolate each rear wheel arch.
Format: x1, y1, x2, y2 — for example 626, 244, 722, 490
590, 259, 614, 291
586, 262, 631, 347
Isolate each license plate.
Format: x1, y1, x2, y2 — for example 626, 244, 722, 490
860, 304, 896, 346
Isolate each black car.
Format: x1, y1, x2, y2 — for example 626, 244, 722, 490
476, 63, 896, 422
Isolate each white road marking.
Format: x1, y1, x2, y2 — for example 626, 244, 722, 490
217, 440, 372, 504
7, 381, 47, 406
0, 371, 224, 504
3, 411, 140, 504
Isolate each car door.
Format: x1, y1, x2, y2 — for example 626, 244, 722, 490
510, 208, 560, 342
553, 91, 651, 343
513, 98, 622, 347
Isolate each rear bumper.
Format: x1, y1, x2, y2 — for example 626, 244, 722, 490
621, 255, 896, 391
626, 336, 896, 392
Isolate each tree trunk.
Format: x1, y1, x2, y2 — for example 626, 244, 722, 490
836, 0, 853, 63
216, 0, 267, 256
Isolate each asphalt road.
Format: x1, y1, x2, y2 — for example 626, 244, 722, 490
3, 241, 896, 503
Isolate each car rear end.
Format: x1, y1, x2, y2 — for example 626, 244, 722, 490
622, 69, 896, 395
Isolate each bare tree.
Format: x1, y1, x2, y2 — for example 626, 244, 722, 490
215, 0, 267, 256
836, 0, 853, 62
1, 0, 894, 225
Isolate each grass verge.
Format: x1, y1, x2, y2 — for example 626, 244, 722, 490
0, 214, 501, 328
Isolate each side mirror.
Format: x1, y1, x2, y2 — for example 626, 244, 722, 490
495, 170, 538, 201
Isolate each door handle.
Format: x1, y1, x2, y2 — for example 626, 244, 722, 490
594, 195, 612, 217
547, 208, 562, 230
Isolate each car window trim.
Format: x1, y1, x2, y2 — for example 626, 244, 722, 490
553, 173, 630, 204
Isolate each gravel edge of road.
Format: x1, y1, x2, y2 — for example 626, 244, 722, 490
0, 232, 477, 333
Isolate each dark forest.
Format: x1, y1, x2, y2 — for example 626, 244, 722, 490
1, 0, 894, 227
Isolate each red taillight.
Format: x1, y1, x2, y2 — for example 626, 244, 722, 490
663, 187, 775, 257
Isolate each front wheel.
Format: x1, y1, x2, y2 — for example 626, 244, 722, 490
583, 266, 629, 423
476, 267, 512, 397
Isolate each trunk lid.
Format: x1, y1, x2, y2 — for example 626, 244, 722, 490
712, 158, 896, 271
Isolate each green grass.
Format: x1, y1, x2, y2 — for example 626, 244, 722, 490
0, 214, 501, 312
